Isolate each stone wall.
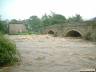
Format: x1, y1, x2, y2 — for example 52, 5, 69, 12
8, 24, 27, 34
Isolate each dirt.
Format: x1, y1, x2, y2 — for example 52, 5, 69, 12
2, 35, 96, 72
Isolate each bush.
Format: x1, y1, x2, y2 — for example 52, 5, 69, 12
85, 32, 96, 41
0, 33, 20, 67
90, 32, 96, 41
0, 20, 8, 34
85, 32, 91, 40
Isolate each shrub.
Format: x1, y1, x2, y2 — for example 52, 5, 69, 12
90, 32, 96, 41
0, 33, 20, 67
0, 20, 8, 34
85, 32, 91, 40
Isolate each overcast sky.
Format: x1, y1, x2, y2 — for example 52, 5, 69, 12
0, 0, 96, 20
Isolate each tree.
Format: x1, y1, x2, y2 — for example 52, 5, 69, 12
41, 13, 66, 27
0, 20, 8, 33
9, 19, 23, 24
41, 14, 51, 26
50, 12, 66, 24
68, 14, 83, 23
27, 16, 42, 33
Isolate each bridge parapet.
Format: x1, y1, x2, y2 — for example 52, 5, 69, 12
42, 23, 96, 40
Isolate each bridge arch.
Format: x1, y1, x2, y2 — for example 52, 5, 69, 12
48, 30, 55, 34
65, 30, 82, 37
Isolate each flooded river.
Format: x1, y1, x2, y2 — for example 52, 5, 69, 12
2, 35, 96, 72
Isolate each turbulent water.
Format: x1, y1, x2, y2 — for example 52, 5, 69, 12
2, 35, 96, 72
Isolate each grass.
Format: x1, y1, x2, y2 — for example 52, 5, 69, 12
0, 33, 20, 67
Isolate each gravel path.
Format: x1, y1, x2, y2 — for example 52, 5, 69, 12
4, 35, 96, 72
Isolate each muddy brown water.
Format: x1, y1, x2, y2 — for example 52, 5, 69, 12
1, 35, 96, 72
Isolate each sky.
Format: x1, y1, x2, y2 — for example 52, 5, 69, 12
0, 0, 96, 20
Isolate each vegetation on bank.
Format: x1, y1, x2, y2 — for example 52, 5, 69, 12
0, 33, 20, 67
0, 19, 8, 34
0, 19, 20, 67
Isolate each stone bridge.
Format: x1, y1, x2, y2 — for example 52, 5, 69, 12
42, 22, 96, 39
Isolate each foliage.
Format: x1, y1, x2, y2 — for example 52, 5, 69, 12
49, 12, 66, 24
41, 14, 51, 27
84, 32, 91, 40
9, 19, 23, 24
41, 13, 66, 26
0, 20, 8, 33
90, 32, 96, 41
84, 32, 96, 41
0, 33, 20, 67
67, 14, 83, 23
25, 12, 67, 33
26, 16, 42, 33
